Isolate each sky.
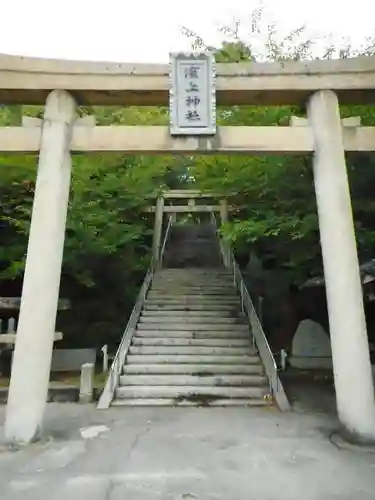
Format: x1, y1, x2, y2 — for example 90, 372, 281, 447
0, 0, 374, 62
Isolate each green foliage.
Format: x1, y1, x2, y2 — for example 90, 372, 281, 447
1, 7, 375, 348
182, 8, 375, 283
0, 104, 193, 285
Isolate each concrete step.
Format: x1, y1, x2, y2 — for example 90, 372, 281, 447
154, 270, 229, 274
149, 290, 236, 294
144, 304, 240, 311
127, 354, 260, 364
139, 316, 244, 324
112, 398, 270, 407
157, 269, 229, 274
119, 374, 267, 386
148, 287, 238, 299
132, 337, 251, 347
152, 279, 235, 285
150, 290, 236, 296
156, 269, 228, 272
169, 234, 217, 238
151, 288, 235, 293
155, 276, 231, 280
154, 278, 233, 283
152, 278, 230, 282
153, 275, 233, 281
152, 287, 235, 292
128, 346, 253, 355
152, 286, 235, 291
146, 294, 239, 300
165, 250, 221, 254
145, 298, 240, 305
153, 279, 233, 283
167, 240, 217, 246
115, 385, 267, 399
137, 323, 249, 331
141, 310, 239, 317
156, 275, 230, 278
123, 363, 264, 375
167, 248, 219, 253
135, 330, 250, 338
155, 276, 232, 280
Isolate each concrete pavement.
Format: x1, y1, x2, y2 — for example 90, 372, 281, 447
1, 401, 375, 499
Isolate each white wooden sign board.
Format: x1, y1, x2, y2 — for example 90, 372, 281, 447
169, 52, 216, 136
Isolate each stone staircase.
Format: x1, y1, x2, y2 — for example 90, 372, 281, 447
111, 222, 272, 406
112, 268, 270, 406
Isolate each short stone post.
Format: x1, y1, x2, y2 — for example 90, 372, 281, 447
101, 344, 108, 372
79, 363, 95, 403
307, 90, 375, 442
5, 90, 77, 444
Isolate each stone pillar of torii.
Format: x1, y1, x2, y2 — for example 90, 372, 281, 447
307, 90, 375, 442
5, 90, 77, 443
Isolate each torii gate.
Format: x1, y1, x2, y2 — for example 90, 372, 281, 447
1, 53, 375, 444
148, 190, 231, 263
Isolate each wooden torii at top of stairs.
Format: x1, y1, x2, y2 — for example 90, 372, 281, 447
147, 190, 233, 265
97, 205, 290, 410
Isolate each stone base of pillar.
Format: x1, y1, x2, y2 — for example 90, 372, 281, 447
332, 427, 375, 448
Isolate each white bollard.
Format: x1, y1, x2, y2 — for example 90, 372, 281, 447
280, 349, 288, 372
8, 317, 16, 333
79, 363, 95, 404
101, 344, 108, 373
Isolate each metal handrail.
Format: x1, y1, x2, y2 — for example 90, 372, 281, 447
97, 216, 173, 409
211, 214, 290, 411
